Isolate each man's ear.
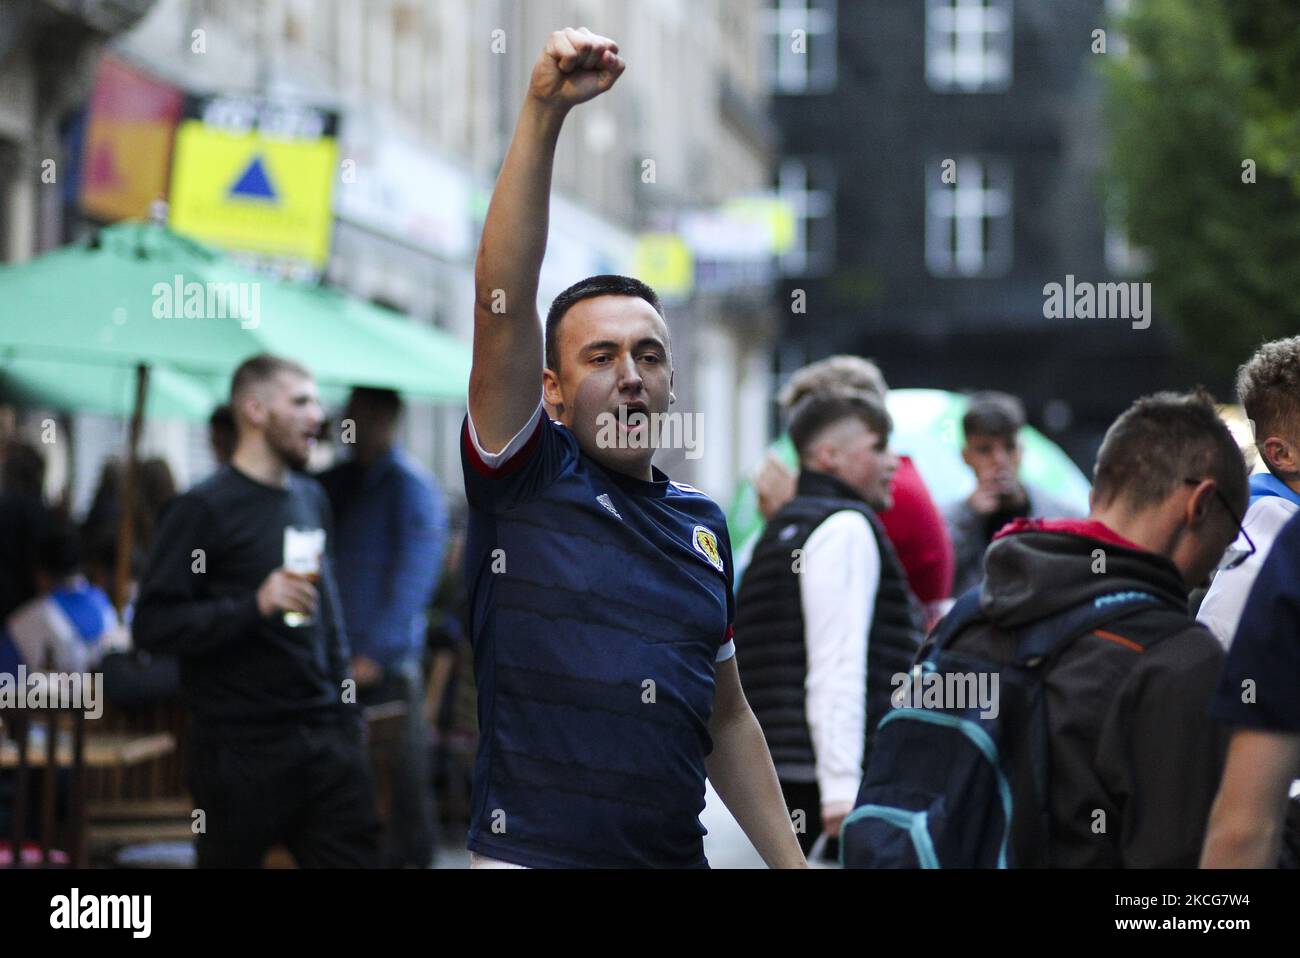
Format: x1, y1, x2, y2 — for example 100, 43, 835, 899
809, 439, 835, 474
235, 392, 262, 430
1185, 478, 1216, 528
960, 445, 975, 469
542, 367, 564, 415
1261, 436, 1297, 476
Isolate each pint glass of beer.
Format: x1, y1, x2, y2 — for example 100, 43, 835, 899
282, 526, 325, 627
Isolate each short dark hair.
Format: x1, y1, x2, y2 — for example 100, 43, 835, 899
545, 275, 665, 373
230, 353, 311, 405
36, 521, 81, 580
208, 404, 236, 462
209, 403, 235, 433
1093, 389, 1248, 512
788, 391, 892, 463
1236, 336, 1300, 472
1, 441, 45, 499
962, 391, 1026, 440
348, 386, 404, 423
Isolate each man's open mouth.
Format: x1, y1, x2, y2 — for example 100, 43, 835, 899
618, 403, 649, 430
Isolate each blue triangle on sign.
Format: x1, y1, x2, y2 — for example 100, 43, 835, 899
228, 156, 278, 201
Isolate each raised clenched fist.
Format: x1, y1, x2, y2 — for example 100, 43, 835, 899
529, 27, 625, 109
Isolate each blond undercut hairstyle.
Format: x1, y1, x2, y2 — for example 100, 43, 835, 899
1236, 336, 1300, 476
788, 390, 893, 465
779, 355, 888, 411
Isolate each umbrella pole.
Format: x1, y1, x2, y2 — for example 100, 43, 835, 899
113, 363, 150, 615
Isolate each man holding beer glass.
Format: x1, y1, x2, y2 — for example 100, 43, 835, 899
135, 354, 380, 868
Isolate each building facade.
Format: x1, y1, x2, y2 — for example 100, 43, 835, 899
4, 0, 780, 516
764, 0, 1196, 468
0, 0, 158, 503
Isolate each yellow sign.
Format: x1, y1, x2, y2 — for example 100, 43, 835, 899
724, 196, 796, 255
633, 233, 693, 303
168, 119, 338, 266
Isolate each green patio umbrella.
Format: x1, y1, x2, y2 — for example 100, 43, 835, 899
0, 356, 222, 421
265, 283, 471, 401
0, 220, 473, 607
0, 221, 471, 398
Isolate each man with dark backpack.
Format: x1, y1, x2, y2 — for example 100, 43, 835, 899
843, 390, 1246, 868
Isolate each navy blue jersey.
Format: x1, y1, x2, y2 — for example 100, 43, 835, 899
461, 405, 735, 868
1212, 510, 1300, 732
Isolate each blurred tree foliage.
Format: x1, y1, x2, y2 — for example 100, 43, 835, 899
1104, 0, 1300, 379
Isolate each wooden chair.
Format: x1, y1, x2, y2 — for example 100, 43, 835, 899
81, 697, 189, 865
0, 706, 87, 867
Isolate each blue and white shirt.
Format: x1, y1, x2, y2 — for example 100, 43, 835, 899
1213, 509, 1300, 733
1198, 473, 1300, 648
1, 578, 123, 675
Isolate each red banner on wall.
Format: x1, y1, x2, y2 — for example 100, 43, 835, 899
80, 56, 183, 222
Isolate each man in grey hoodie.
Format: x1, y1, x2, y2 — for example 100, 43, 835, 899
946, 392, 1082, 598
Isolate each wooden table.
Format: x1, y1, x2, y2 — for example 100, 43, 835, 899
0, 731, 175, 769
1, 720, 177, 867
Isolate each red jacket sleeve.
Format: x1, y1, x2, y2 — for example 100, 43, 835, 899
877, 456, 954, 604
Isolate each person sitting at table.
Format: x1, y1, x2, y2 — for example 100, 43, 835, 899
0, 521, 126, 865
0, 521, 127, 677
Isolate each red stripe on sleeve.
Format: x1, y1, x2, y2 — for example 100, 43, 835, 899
462, 414, 545, 478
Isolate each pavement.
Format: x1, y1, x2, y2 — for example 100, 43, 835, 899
701, 780, 767, 868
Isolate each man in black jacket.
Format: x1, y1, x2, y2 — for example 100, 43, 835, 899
134, 354, 380, 868
948, 390, 1246, 866
736, 389, 923, 857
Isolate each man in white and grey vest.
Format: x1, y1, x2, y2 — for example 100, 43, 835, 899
735, 388, 923, 859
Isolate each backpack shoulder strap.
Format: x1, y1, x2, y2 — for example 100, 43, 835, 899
923, 586, 1181, 667
921, 586, 985, 658
1011, 588, 1182, 866
1012, 590, 1177, 668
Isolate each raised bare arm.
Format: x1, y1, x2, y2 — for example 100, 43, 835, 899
468, 27, 625, 453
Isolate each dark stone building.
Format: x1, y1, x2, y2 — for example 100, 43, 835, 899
764, 0, 1220, 466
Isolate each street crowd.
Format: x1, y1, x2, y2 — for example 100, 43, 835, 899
3, 26, 1299, 870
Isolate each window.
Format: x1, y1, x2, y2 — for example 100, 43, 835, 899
1105, 225, 1151, 276
925, 157, 1012, 277
366, 0, 394, 95
1104, 0, 1131, 57
926, 0, 1012, 92
778, 157, 835, 276
762, 0, 837, 94
0, 139, 14, 262
1104, 193, 1152, 276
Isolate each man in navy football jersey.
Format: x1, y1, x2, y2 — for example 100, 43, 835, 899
1202, 510, 1300, 867
462, 27, 806, 868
